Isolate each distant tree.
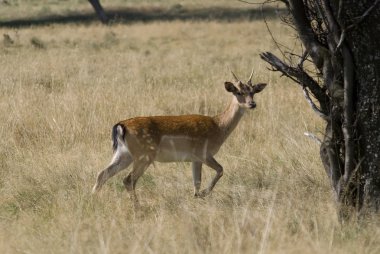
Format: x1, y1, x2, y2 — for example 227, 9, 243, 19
260, 0, 380, 218
88, 0, 109, 23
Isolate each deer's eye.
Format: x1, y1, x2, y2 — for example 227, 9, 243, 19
236, 92, 242, 96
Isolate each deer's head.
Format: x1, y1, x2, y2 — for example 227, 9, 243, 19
224, 69, 267, 109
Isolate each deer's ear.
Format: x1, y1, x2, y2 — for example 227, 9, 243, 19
225, 82, 239, 93
253, 83, 267, 93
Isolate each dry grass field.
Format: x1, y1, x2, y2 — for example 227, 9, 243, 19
0, 1, 380, 254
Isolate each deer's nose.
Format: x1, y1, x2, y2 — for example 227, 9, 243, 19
249, 101, 256, 109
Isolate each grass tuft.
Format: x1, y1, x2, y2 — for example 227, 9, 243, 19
30, 36, 46, 49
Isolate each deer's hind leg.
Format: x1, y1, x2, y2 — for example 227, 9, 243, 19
92, 147, 133, 193
192, 161, 202, 197
123, 156, 153, 203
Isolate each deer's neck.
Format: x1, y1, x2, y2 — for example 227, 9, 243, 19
214, 96, 246, 140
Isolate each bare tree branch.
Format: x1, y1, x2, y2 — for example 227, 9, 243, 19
322, 0, 356, 191
320, 122, 343, 199
347, 0, 380, 30
260, 51, 330, 115
304, 132, 322, 145
303, 87, 330, 121
335, 29, 346, 52
288, 0, 330, 70
261, 0, 293, 62
336, 0, 379, 51
88, 0, 109, 24
297, 50, 309, 68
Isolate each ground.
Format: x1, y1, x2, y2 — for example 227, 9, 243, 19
0, 1, 379, 253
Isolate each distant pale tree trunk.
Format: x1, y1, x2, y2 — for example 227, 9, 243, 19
88, 0, 109, 23
261, 0, 380, 218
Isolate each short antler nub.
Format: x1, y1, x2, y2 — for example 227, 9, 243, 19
247, 68, 254, 86
230, 70, 240, 83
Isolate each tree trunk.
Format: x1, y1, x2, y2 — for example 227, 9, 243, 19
346, 0, 380, 212
260, 0, 380, 216
88, 0, 109, 24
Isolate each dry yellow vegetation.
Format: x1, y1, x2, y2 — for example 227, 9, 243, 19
0, 3, 380, 253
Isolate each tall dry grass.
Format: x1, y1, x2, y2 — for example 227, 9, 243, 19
0, 14, 380, 254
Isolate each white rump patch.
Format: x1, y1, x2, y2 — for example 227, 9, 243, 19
111, 137, 130, 164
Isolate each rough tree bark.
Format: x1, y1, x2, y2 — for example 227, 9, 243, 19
260, 0, 380, 217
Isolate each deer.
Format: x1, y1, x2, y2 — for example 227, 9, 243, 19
92, 70, 267, 203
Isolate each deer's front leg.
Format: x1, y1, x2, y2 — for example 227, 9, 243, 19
192, 161, 202, 197
198, 156, 223, 198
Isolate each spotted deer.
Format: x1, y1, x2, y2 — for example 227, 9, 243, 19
92, 70, 267, 202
